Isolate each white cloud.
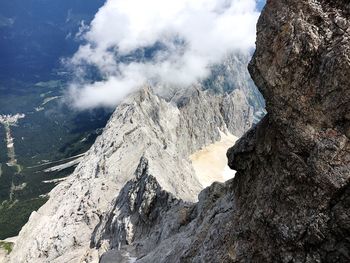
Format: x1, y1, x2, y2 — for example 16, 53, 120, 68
67, 0, 260, 110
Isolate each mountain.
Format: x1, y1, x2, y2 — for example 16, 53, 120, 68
4, 0, 348, 262
0, 47, 262, 243
203, 52, 265, 117
4, 82, 255, 262
0, 0, 266, 244
5, 0, 348, 262
94, 0, 350, 261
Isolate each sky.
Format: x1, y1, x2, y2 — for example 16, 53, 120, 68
257, 0, 266, 11
66, 0, 264, 110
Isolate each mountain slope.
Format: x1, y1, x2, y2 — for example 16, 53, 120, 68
7, 84, 254, 262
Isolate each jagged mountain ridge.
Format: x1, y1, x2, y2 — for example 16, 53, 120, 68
97, 157, 237, 262
6, 78, 255, 262
203, 52, 265, 115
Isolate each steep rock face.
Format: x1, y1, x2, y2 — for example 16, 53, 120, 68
97, 158, 236, 263
228, 0, 350, 262
8, 85, 254, 263
94, 157, 187, 262
203, 53, 265, 115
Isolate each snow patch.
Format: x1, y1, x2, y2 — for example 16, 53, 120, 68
190, 129, 238, 188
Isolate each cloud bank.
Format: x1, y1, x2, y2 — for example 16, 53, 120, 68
66, 0, 260, 110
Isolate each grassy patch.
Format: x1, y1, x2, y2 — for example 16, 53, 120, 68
0, 241, 13, 254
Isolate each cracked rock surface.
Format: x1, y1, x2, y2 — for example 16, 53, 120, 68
228, 0, 350, 262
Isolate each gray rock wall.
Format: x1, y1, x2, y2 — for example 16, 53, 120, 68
228, 0, 350, 261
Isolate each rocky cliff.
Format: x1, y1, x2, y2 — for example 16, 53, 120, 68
203, 52, 265, 117
227, 0, 350, 261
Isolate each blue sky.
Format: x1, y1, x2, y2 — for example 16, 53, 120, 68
257, 0, 266, 11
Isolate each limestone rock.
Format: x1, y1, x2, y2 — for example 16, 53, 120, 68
8, 82, 254, 262
98, 164, 236, 263
227, 0, 350, 261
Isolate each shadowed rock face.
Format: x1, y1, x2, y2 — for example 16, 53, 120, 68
228, 0, 350, 262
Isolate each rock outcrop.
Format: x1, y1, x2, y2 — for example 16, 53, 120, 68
227, 0, 350, 261
97, 157, 237, 263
